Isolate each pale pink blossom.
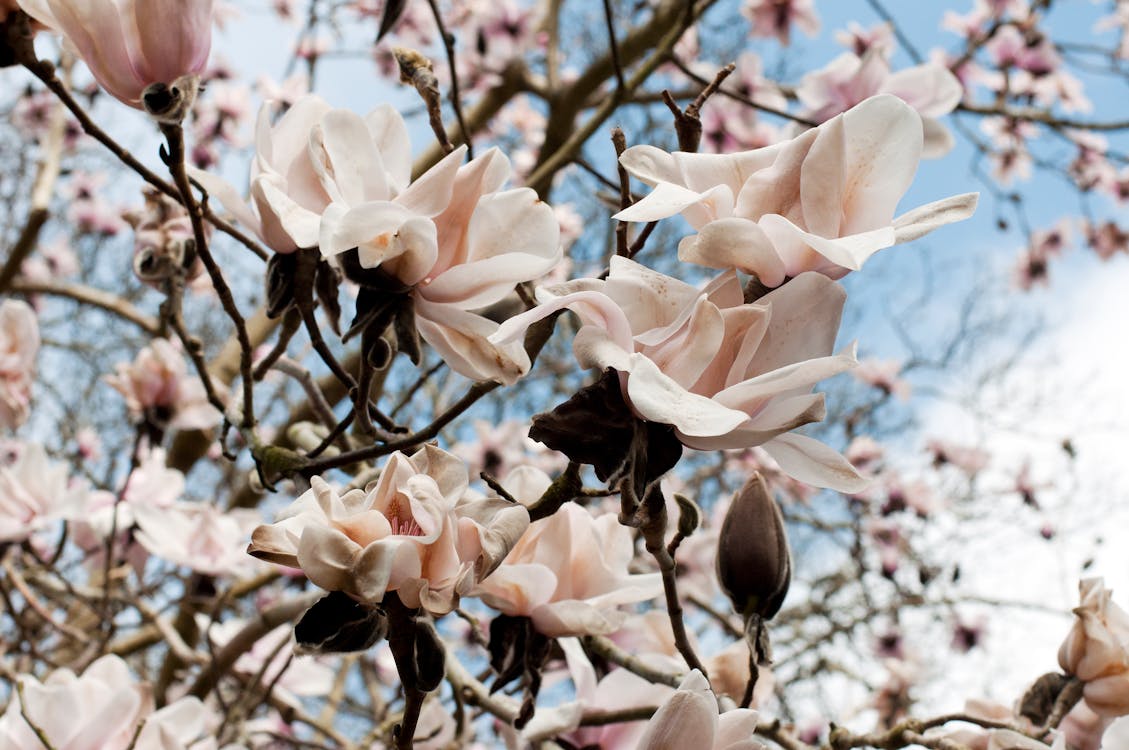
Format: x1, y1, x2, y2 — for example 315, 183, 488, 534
0, 300, 39, 430
0, 655, 213, 750
742, 0, 819, 45
853, 357, 911, 399
248, 445, 529, 614
133, 501, 263, 577
834, 22, 895, 58
104, 338, 220, 432
17, 0, 213, 112
636, 669, 764, 749
615, 96, 977, 287
0, 442, 85, 542
492, 257, 869, 492
796, 52, 963, 157
311, 105, 562, 382
1085, 221, 1129, 261
1059, 578, 1129, 718
926, 438, 989, 475
473, 467, 662, 636
75, 447, 183, 543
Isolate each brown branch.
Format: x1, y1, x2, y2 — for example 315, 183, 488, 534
8, 277, 161, 334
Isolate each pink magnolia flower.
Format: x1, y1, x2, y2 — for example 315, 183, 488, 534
796, 52, 963, 157
742, 0, 819, 45
104, 338, 220, 432
133, 501, 264, 577
853, 357, 911, 399
473, 467, 662, 636
1059, 578, 1129, 718
926, 438, 989, 475
0, 300, 39, 430
0, 655, 213, 750
0, 442, 85, 542
637, 669, 763, 750
614, 95, 977, 287
311, 106, 562, 383
17, 0, 213, 113
492, 257, 868, 492
248, 445, 529, 614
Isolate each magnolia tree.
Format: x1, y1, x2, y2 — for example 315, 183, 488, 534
0, 0, 1128, 748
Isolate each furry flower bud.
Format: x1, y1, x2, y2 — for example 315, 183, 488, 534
717, 473, 792, 620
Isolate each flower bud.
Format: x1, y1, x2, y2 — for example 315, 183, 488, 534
717, 473, 791, 621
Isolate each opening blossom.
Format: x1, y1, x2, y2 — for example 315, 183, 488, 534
247, 445, 530, 615
636, 669, 764, 750
614, 95, 978, 288
473, 466, 663, 636
1058, 578, 1129, 718
17, 0, 213, 115
196, 95, 562, 382
492, 257, 868, 492
103, 338, 220, 432
0, 655, 216, 750
0, 299, 39, 430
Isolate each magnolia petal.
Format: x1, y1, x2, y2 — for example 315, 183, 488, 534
715, 708, 762, 749
365, 104, 412, 194
309, 109, 389, 205
884, 63, 963, 119
295, 525, 362, 594
455, 497, 530, 579
133, 0, 212, 86
613, 181, 706, 223
680, 393, 826, 452
747, 273, 847, 375
414, 297, 531, 384
396, 144, 467, 217
255, 176, 323, 249
678, 217, 787, 286
922, 118, 957, 159
475, 563, 558, 616
892, 192, 979, 243
761, 432, 870, 493
532, 599, 628, 638
637, 670, 719, 750
830, 93, 923, 234
355, 537, 418, 603
46, 0, 146, 104
624, 353, 749, 438
491, 289, 636, 357
713, 345, 858, 410
760, 213, 897, 277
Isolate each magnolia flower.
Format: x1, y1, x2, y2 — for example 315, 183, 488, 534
796, 51, 963, 157
312, 107, 562, 383
248, 445, 529, 614
854, 358, 911, 399
473, 467, 662, 636
492, 257, 868, 492
0, 655, 213, 750
17, 0, 213, 115
614, 95, 977, 287
104, 338, 220, 432
133, 501, 264, 577
0, 300, 39, 430
1059, 578, 1129, 718
742, 0, 818, 45
0, 442, 85, 542
637, 670, 764, 750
